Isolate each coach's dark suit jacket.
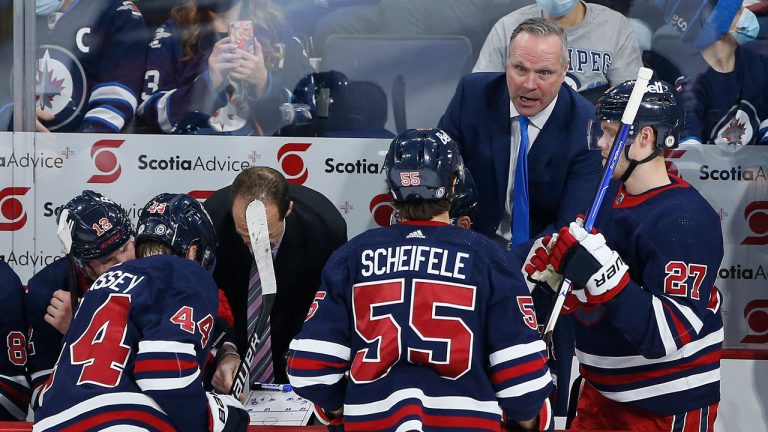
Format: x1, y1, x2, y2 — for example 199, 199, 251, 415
439, 72, 601, 257
204, 183, 347, 383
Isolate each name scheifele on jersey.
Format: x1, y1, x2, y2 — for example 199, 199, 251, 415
361, 245, 469, 280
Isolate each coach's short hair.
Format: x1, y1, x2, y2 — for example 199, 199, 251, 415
230, 167, 291, 219
509, 17, 569, 67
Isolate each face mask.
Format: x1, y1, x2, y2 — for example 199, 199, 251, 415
536, 0, 579, 18
730, 8, 760, 46
36, 0, 62, 16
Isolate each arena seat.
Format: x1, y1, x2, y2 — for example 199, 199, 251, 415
323, 35, 472, 133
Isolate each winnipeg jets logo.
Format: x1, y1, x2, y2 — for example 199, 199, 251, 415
712, 101, 759, 146
35, 46, 86, 130
149, 28, 172, 49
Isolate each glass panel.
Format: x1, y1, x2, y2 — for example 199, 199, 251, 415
0, 0, 12, 131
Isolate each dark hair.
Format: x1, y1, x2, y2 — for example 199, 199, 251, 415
509, 17, 569, 67
394, 199, 451, 221
230, 166, 290, 219
172, 0, 286, 63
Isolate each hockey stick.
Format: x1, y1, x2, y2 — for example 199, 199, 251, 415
230, 199, 278, 397
542, 67, 654, 344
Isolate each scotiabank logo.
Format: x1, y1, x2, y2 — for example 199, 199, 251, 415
369, 194, 395, 227
188, 190, 215, 202
87, 139, 124, 183
664, 149, 686, 177
741, 201, 768, 245
741, 300, 768, 344
0, 187, 31, 231
278, 143, 311, 185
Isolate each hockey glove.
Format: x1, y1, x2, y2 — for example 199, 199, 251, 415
523, 234, 563, 294
207, 392, 249, 432
314, 404, 344, 432
548, 222, 630, 304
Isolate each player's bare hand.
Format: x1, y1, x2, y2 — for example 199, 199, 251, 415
44, 289, 73, 334
212, 351, 240, 395
229, 38, 268, 97
208, 37, 240, 90
35, 109, 54, 132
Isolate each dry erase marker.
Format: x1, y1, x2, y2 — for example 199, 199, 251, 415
256, 382, 293, 392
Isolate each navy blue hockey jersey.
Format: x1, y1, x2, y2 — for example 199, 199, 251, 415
288, 221, 553, 431
574, 175, 724, 416
138, 18, 312, 135
33, 256, 219, 431
35, 0, 148, 132
0, 261, 29, 421
681, 46, 768, 145
25, 257, 91, 399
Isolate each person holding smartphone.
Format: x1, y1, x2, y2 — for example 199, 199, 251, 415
138, 0, 312, 136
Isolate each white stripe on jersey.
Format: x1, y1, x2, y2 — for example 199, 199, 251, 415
138, 340, 196, 356
663, 295, 704, 333
156, 89, 176, 133
599, 369, 720, 403
100, 426, 151, 432
576, 328, 723, 369
288, 372, 345, 388
489, 340, 546, 367
495, 370, 552, 399
0, 394, 25, 420
652, 296, 679, 355
0, 373, 30, 387
396, 420, 423, 432
34, 392, 167, 431
84, 107, 125, 130
136, 370, 199, 391
290, 339, 351, 360
90, 84, 139, 110
31, 369, 53, 381
343, 388, 502, 417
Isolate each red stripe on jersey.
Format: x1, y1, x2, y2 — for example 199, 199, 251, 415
59, 409, 176, 432
662, 302, 693, 345
134, 359, 199, 374
490, 357, 547, 385
288, 356, 347, 371
614, 174, 690, 208
0, 379, 30, 406
580, 351, 720, 386
345, 403, 501, 431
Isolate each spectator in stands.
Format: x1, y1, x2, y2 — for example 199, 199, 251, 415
474, 0, 643, 102
278, 70, 394, 138
32, 0, 148, 132
138, 0, 312, 136
679, 4, 768, 145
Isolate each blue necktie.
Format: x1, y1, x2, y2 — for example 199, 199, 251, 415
512, 116, 530, 246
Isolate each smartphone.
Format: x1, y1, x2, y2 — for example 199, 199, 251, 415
229, 20, 255, 54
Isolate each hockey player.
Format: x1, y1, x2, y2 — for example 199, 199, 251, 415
33, 193, 248, 431
526, 80, 724, 430
288, 128, 553, 431
34, 0, 148, 132
26, 191, 135, 400
0, 261, 29, 420
449, 167, 479, 229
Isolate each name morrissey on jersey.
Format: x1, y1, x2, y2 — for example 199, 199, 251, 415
361, 246, 469, 279
91, 269, 145, 293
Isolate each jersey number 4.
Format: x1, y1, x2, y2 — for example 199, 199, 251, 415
351, 278, 475, 383
69, 294, 132, 387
